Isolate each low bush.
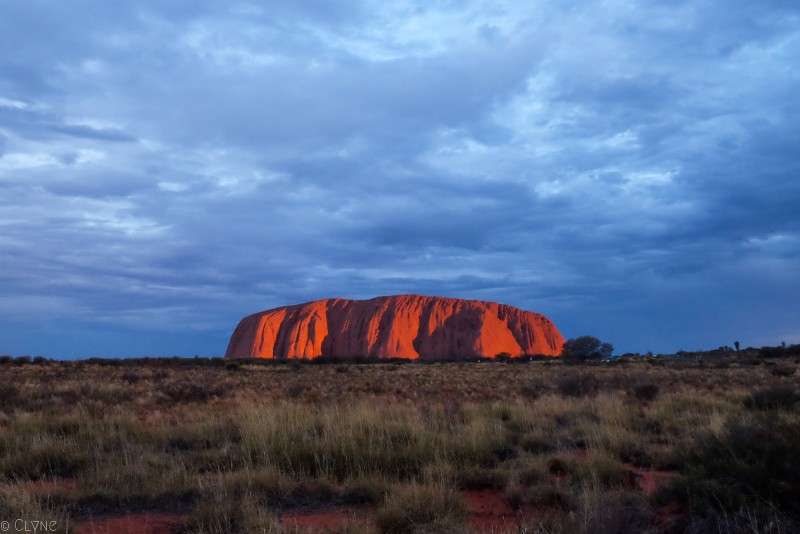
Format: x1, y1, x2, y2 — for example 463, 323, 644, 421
518, 378, 547, 400
455, 466, 508, 490
520, 431, 555, 454
771, 366, 796, 377
631, 383, 659, 403
0, 383, 20, 411
505, 483, 572, 510
744, 387, 799, 410
158, 380, 226, 403
557, 373, 600, 397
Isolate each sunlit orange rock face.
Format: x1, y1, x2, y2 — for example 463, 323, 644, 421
225, 295, 565, 360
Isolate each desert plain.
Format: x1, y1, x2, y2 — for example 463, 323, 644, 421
1, 347, 799, 534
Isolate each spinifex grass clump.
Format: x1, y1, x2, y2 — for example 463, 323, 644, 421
0, 487, 71, 534
238, 401, 507, 481
181, 481, 281, 534
0, 413, 96, 479
571, 487, 652, 534
374, 484, 468, 534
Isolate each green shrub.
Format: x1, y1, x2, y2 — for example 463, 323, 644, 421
561, 336, 614, 361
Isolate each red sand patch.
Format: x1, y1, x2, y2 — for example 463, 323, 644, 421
623, 464, 676, 495
278, 492, 553, 534
462, 490, 561, 533
463, 490, 520, 532
282, 506, 374, 532
74, 514, 184, 534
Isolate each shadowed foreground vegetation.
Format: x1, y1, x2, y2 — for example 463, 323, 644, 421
0, 350, 799, 533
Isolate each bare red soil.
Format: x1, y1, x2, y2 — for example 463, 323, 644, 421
281, 505, 375, 531
73, 514, 184, 534
623, 464, 676, 495
463, 489, 521, 532
277, 491, 543, 533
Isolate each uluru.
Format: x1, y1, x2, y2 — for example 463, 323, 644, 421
225, 295, 565, 360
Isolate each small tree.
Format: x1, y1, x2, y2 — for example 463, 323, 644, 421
734, 341, 740, 351
561, 336, 613, 361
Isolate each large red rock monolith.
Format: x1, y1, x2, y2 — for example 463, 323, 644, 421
225, 295, 564, 360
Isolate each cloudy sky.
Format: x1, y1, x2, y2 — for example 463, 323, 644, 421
1, 1, 798, 358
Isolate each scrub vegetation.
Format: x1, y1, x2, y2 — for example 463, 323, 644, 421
0, 346, 798, 533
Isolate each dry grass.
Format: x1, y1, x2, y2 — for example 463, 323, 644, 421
0, 355, 798, 532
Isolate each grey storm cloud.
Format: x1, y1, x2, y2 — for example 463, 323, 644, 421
0, 0, 798, 357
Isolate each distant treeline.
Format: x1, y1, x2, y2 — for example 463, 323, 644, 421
1, 343, 799, 366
